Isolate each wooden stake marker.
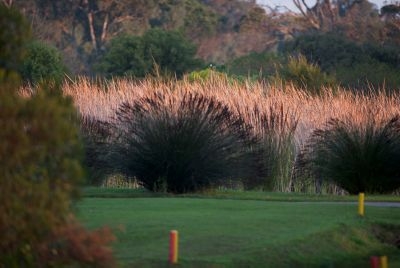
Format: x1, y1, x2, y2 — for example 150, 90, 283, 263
358, 193, 365, 216
169, 230, 178, 264
380, 255, 388, 268
370, 256, 379, 268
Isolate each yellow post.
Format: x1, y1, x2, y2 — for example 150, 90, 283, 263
380, 255, 388, 268
358, 193, 365, 216
169, 230, 178, 264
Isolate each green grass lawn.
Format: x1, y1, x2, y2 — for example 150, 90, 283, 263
77, 189, 400, 267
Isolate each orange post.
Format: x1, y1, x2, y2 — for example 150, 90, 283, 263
358, 193, 365, 216
169, 230, 178, 264
380, 256, 388, 268
370, 256, 379, 268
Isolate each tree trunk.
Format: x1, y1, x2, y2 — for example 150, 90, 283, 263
87, 11, 97, 50
101, 13, 109, 44
2, 0, 13, 7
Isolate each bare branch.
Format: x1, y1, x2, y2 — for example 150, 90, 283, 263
293, 0, 321, 29
2, 0, 13, 7
87, 11, 97, 50
101, 13, 109, 43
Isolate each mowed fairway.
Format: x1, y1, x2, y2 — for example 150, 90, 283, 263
77, 196, 400, 267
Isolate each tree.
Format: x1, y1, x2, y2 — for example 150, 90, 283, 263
0, 86, 80, 264
20, 41, 67, 84
0, 3, 31, 82
141, 28, 203, 77
380, 2, 400, 46
97, 28, 203, 78
292, 0, 378, 33
0, 84, 117, 267
283, 32, 400, 90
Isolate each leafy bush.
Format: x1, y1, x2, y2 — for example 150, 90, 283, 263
110, 92, 262, 193
275, 55, 336, 95
225, 51, 284, 79
283, 33, 400, 91
302, 115, 400, 194
19, 41, 67, 84
0, 85, 115, 266
96, 35, 146, 77
187, 67, 227, 82
37, 218, 116, 267
97, 28, 203, 78
335, 60, 400, 91
0, 4, 31, 79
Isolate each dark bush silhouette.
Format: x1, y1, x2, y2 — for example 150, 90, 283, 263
302, 115, 400, 194
110, 92, 262, 193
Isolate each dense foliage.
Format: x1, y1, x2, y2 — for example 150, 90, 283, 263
20, 41, 67, 84
0, 84, 116, 267
7, 0, 400, 91
97, 28, 203, 78
275, 55, 336, 94
283, 33, 400, 91
225, 52, 283, 80
302, 116, 400, 194
0, 4, 30, 81
107, 92, 263, 193
0, 86, 73, 264
0, 5, 115, 266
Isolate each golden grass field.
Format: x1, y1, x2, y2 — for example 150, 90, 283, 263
62, 76, 400, 148
45, 76, 397, 192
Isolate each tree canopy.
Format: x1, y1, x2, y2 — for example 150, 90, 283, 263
97, 28, 203, 78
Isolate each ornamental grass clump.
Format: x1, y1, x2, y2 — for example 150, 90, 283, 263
303, 115, 400, 194
80, 116, 115, 185
110, 91, 263, 193
256, 104, 298, 192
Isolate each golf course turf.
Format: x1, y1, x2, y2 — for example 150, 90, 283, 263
77, 190, 400, 267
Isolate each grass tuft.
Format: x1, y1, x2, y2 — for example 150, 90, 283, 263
303, 115, 400, 194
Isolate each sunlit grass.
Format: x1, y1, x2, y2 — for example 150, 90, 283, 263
48, 77, 400, 193
62, 77, 400, 146
77, 195, 400, 267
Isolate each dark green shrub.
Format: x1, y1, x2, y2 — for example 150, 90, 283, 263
303, 116, 400, 194
225, 51, 284, 80
141, 28, 202, 77
20, 41, 67, 84
283, 33, 362, 72
275, 55, 336, 95
283, 33, 400, 91
97, 28, 203, 78
95, 35, 147, 77
0, 4, 31, 80
110, 92, 262, 193
0, 85, 81, 265
335, 60, 400, 91
0, 85, 116, 266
